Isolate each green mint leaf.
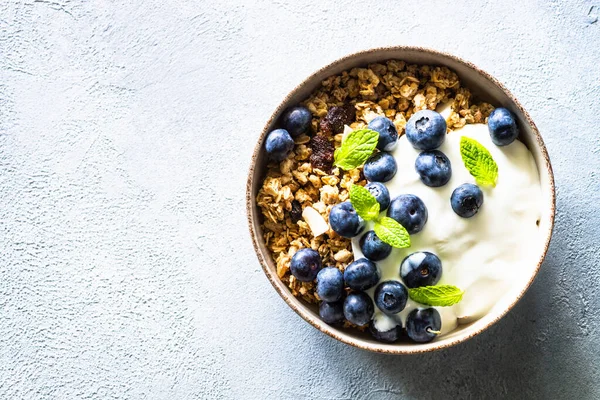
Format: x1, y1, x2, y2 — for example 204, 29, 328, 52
460, 136, 498, 187
333, 129, 379, 170
373, 217, 411, 249
349, 184, 380, 221
408, 285, 464, 307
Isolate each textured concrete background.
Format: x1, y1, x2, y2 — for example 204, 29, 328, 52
1, 0, 599, 399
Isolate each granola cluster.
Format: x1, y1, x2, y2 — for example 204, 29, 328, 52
256, 60, 494, 304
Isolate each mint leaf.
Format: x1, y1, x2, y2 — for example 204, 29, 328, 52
373, 217, 410, 249
334, 129, 379, 170
349, 184, 380, 221
460, 136, 498, 187
408, 285, 464, 306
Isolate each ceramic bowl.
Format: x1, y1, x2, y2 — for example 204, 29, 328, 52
246, 46, 555, 354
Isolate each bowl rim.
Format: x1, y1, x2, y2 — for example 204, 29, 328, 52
246, 45, 556, 354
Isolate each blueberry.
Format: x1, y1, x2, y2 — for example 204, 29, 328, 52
290, 248, 322, 282
406, 308, 442, 343
265, 129, 294, 161
488, 107, 518, 146
316, 267, 344, 302
400, 251, 442, 288
369, 321, 402, 343
344, 258, 380, 291
387, 194, 428, 234
405, 110, 447, 150
368, 116, 398, 151
415, 150, 452, 187
374, 280, 408, 314
343, 292, 374, 326
451, 183, 484, 218
359, 231, 392, 261
319, 301, 345, 325
365, 182, 390, 211
363, 152, 397, 182
329, 201, 365, 238
281, 106, 312, 137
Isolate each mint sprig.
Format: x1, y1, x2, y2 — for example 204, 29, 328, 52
408, 285, 464, 306
348, 184, 410, 249
334, 129, 379, 170
374, 217, 410, 249
350, 184, 380, 221
460, 136, 498, 187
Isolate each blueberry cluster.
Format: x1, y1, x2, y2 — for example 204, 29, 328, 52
295, 114, 442, 343
264, 106, 312, 161
289, 245, 443, 343
406, 109, 488, 219
319, 112, 452, 343
285, 107, 519, 344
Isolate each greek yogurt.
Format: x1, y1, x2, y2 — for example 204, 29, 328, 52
351, 123, 543, 336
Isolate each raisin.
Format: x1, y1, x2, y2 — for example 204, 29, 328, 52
290, 200, 302, 223
309, 135, 335, 172
319, 104, 355, 136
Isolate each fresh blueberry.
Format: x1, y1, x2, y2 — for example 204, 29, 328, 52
400, 251, 442, 288
290, 248, 322, 282
369, 321, 402, 343
265, 129, 294, 161
374, 280, 408, 314
281, 106, 312, 137
387, 194, 428, 234
359, 231, 392, 261
329, 201, 365, 238
415, 150, 452, 187
451, 183, 484, 218
405, 110, 447, 150
344, 258, 380, 291
363, 152, 397, 182
368, 116, 398, 151
343, 292, 374, 326
406, 308, 442, 343
319, 301, 345, 325
316, 267, 344, 302
365, 182, 390, 211
488, 107, 518, 146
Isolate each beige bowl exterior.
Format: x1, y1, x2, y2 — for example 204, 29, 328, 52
246, 46, 555, 354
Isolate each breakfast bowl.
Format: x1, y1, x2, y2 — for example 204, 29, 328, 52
246, 46, 555, 354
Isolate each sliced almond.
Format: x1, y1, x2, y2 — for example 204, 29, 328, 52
302, 206, 329, 237
436, 100, 454, 121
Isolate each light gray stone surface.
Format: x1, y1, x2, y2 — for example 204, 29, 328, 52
1, 0, 599, 399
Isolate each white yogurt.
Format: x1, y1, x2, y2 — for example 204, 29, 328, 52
351, 123, 543, 335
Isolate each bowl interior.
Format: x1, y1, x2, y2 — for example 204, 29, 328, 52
247, 47, 555, 354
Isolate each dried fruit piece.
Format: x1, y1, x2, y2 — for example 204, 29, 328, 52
290, 200, 302, 223
310, 135, 335, 172
320, 104, 356, 136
